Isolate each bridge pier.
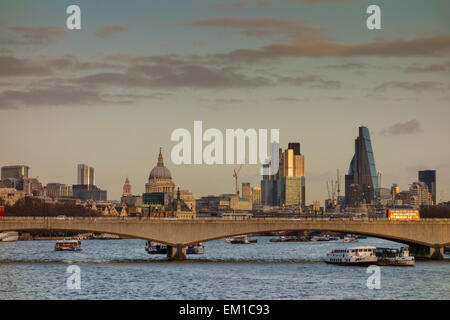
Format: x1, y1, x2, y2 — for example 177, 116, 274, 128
167, 244, 187, 260
409, 244, 444, 260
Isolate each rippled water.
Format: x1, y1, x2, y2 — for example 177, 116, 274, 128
0, 237, 448, 299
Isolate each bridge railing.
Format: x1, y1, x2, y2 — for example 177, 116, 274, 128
0, 216, 448, 222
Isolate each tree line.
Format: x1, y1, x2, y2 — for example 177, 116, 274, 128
0, 197, 100, 217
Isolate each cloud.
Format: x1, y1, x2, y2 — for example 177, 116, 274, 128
0, 55, 121, 77
403, 61, 450, 73
76, 65, 272, 89
279, 75, 341, 89
379, 119, 421, 136
0, 86, 110, 109
373, 81, 445, 93
7, 26, 65, 45
177, 17, 328, 42
105, 35, 450, 67
0, 56, 51, 77
214, 98, 244, 103
197, 1, 270, 8
94, 25, 130, 38
214, 35, 450, 63
323, 62, 368, 70
273, 97, 302, 102
281, 0, 356, 3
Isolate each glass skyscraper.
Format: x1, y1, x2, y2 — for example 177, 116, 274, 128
345, 126, 379, 205
261, 142, 305, 208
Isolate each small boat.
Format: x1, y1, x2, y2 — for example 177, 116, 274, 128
0, 231, 19, 242
270, 235, 307, 242
324, 246, 378, 266
54, 238, 82, 251
344, 235, 358, 243
145, 241, 167, 254
226, 235, 257, 244
375, 247, 415, 267
187, 243, 204, 254
311, 235, 330, 241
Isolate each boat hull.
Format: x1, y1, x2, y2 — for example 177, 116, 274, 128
147, 249, 167, 254
55, 247, 82, 251
324, 260, 377, 267
377, 259, 415, 267
187, 247, 204, 254
1, 237, 19, 242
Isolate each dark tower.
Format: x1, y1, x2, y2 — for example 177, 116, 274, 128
288, 142, 301, 156
418, 170, 436, 204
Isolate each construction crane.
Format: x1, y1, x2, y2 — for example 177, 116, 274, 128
335, 169, 341, 212
326, 181, 331, 200
336, 169, 341, 199
233, 165, 243, 196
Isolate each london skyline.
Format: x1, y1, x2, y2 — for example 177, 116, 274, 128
0, 0, 449, 202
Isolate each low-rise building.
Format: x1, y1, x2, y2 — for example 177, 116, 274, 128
0, 188, 25, 206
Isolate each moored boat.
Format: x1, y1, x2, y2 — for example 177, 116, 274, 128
145, 241, 168, 254
226, 235, 257, 244
270, 235, 308, 242
54, 238, 82, 251
187, 243, 204, 254
324, 246, 377, 266
311, 235, 331, 241
375, 247, 415, 267
0, 231, 19, 242
344, 235, 358, 243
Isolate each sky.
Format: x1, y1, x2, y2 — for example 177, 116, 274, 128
0, 0, 449, 203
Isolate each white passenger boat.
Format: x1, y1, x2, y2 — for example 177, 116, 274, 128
54, 238, 82, 251
375, 247, 415, 267
0, 231, 19, 242
324, 246, 378, 266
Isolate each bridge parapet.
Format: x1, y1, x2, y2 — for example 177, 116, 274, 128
1, 217, 449, 260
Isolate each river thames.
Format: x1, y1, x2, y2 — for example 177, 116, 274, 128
0, 237, 448, 300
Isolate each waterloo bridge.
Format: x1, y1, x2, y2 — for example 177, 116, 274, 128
0, 217, 449, 260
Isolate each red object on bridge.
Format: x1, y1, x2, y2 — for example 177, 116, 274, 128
0, 206, 4, 218
387, 209, 420, 221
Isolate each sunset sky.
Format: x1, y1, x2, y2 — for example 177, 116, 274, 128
1, 0, 449, 202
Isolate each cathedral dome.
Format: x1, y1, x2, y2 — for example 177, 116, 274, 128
149, 166, 172, 179
149, 148, 172, 180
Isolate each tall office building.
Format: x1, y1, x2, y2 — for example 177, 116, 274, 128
409, 182, 431, 209
345, 126, 379, 205
241, 182, 251, 200
261, 142, 305, 208
73, 164, 105, 201
418, 170, 436, 205
77, 164, 95, 186
1, 165, 29, 180
77, 164, 89, 185
251, 187, 261, 205
89, 167, 95, 186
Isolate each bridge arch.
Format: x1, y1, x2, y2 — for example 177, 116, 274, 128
0, 224, 173, 246
184, 228, 432, 247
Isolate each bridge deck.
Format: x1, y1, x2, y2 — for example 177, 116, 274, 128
1, 217, 449, 248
